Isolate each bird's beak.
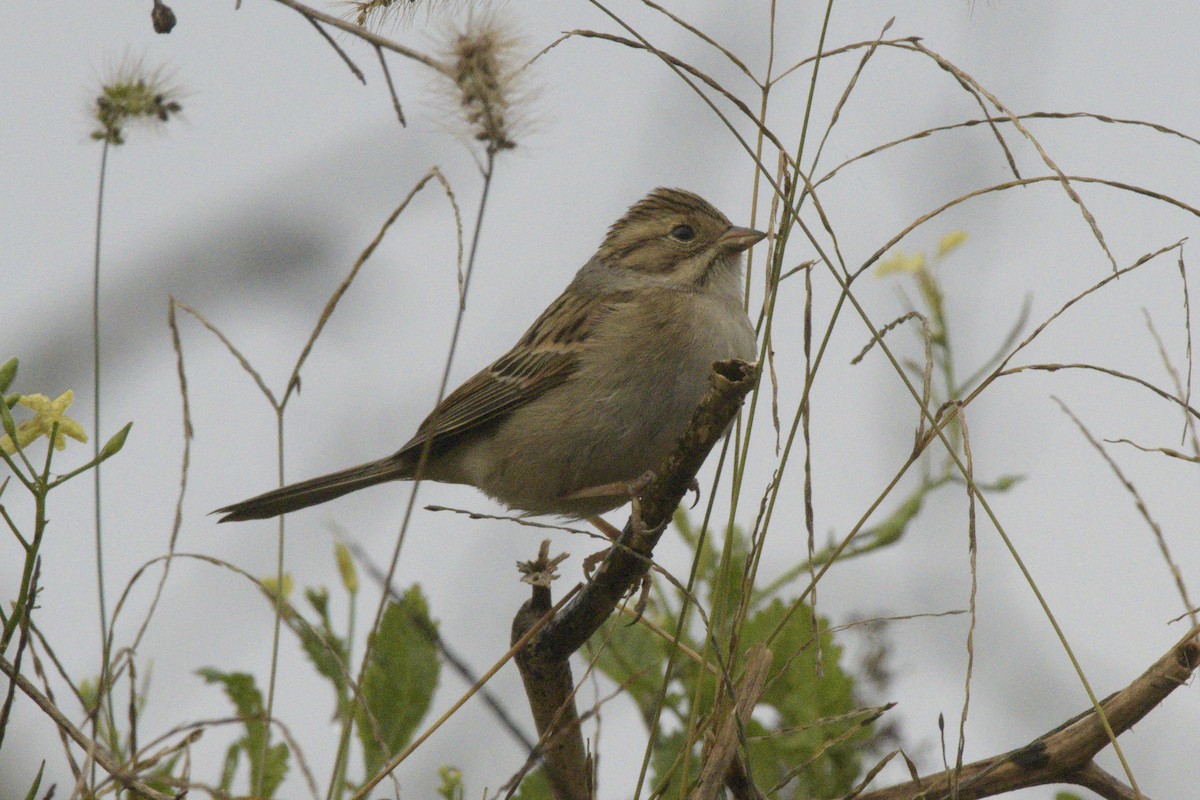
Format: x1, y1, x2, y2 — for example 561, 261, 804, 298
719, 226, 768, 253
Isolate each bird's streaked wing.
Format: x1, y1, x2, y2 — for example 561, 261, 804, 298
397, 288, 634, 457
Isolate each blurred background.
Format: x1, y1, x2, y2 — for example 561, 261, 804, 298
3, 2, 1198, 797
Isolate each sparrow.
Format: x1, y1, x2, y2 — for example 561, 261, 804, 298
216, 188, 764, 522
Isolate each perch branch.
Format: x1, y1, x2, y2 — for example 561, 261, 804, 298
511, 359, 758, 799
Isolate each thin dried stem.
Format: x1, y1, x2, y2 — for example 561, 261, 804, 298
640, 0, 759, 86
283, 168, 446, 406
172, 301, 278, 408
814, 111, 1200, 192
123, 298, 193, 656
0, 656, 173, 800
375, 45, 407, 125
305, 15, 365, 83
269, 0, 450, 75
954, 408, 979, 792
1054, 397, 1196, 625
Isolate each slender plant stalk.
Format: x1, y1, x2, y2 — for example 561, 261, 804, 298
257, 412, 288, 798
326, 587, 358, 799
640, 1, 839, 797
325, 148, 500, 800
92, 141, 110, 663
89, 138, 122, 785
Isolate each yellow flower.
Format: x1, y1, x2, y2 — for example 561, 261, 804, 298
0, 391, 89, 454
936, 230, 968, 258
875, 250, 926, 277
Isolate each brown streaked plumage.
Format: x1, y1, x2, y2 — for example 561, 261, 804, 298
215, 188, 765, 522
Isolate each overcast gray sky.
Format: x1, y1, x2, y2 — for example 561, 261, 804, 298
3, 3, 1199, 798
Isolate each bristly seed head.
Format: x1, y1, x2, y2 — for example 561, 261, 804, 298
446, 13, 523, 154
347, 0, 469, 29
91, 59, 182, 145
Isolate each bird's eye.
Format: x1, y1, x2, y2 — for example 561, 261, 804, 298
669, 224, 696, 242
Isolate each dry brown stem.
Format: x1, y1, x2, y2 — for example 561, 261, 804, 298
853, 626, 1200, 800
690, 643, 772, 800
0, 655, 176, 800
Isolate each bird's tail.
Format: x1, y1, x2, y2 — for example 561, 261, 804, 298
215, 458, 407, 522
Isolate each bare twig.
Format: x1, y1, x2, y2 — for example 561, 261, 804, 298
284, 169, 446, 405
374, 45, 407, 125
690, 643, 771, 800
1054, 398, 1196, 625
268, 0, 449, 75
854, 626, 1200, 800
305, 15, 365, 83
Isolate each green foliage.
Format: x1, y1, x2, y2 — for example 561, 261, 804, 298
296, 586, 352, 718
356, 584, 441, 778
512, 767, 551, 800
197, 668, 290, 798
590, 519, 873, 799
1055, 794, 1085, 800
143, 750, 187, 794
590, 613, 670, 725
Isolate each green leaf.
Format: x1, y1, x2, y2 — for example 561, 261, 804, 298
356, 585, 440, 778
512, 768, 551, 800
587, 614, 670, 723
1054, 794, 1085, 800
144, 750, 185, 793
297, 586, 351, 717
198, 668, 262, 720
306, 585, 331, 619
198, 668, 290, 798
21, 761, 44, 800
867, 491, 925, 548
990, 473, 1025, 491
263, 741, 290, 798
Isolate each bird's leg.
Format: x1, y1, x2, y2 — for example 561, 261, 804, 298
571, 470, 690, 620
581, 515, 621, 580
559, 469, 657, 502
582, 512, 654, 622
588, 516, 623, 540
